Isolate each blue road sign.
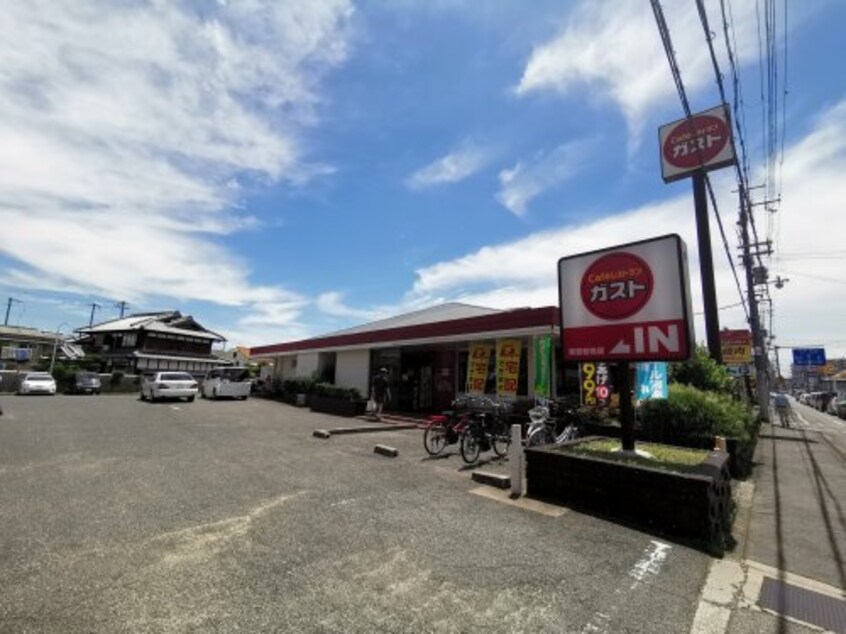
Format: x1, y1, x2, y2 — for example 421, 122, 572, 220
792, 348, 826, 366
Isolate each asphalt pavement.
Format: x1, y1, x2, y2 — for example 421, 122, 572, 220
0, 393, 712, 633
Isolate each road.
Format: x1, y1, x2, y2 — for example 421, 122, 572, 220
0, 394, 711, 633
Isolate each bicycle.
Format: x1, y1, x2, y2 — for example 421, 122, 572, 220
422, 397, 473, 456
525, 400, 583, 447
458, 397, 512, 464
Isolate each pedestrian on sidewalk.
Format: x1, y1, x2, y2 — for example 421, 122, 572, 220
773, 391, 791, 427
370, 368, 391, 421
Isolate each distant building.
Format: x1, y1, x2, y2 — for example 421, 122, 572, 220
0, 325, 83, 371
75, 311, 228, 375
215, 345, 251, 367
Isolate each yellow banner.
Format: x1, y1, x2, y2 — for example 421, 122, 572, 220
496, 338, 521, 397
466, 343, 492, 394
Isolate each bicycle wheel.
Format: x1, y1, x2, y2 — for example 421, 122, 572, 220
526, 426, 552, 447
423, 424, 448, 456
491, 422, 511, 457
460, 430, 481, 464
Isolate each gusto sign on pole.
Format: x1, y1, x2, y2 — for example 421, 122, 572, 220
659, 104, 736, 183
558, 234, 694, 362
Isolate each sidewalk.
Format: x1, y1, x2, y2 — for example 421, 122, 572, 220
692, 405, 846, 633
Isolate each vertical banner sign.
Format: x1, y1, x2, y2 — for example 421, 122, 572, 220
595, 363, 612, 406
533, 335, 552, 398
496, 338, 521, 398
581, 363, 611, 406
580, 363, 597, 406
466, 343, 491, 394
636, 362, 668, 401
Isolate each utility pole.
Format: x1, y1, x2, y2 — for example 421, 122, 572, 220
115, 301, 129, 318
88, 302, 101, 327
4, 297, 22, 326
738, 187, 771, 422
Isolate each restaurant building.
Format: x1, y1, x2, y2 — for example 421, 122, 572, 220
250, 303, 574, 413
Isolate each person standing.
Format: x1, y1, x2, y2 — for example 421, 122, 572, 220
773, 392, 791, 427
371, 368, 391, 421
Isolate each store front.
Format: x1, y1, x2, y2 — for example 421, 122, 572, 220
251, 304, 562, 415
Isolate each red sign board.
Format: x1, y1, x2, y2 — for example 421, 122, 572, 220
659, 104, 736, 183
558, 235, 694, 362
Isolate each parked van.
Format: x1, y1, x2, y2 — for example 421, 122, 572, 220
201, 367, 251, 400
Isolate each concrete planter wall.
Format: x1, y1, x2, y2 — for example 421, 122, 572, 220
583, 421, 754, 480
309, 396, 366, 417
526, 437, 733, 554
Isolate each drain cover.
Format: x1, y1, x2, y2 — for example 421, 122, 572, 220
758, 577, 846, 633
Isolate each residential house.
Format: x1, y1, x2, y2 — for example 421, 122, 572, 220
75, 311, 228, 375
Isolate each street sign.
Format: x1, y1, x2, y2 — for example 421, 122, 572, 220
658, 104, 736, 183
792, 348, 826, 366
720, 329, 752, 365
559, 234, 694, 362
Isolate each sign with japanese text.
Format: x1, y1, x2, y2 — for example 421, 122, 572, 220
466, 343, 492, 394
659, 104, 736, 183
720, 329, 752, 365
581, 362, 612, 406
496, 338, 521, 397
636, 362, 668, 401
533, 335, 552, 398
558, 234, 694, 362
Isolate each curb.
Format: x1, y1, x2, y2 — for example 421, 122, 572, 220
374, 444, 399, 458
313, 429, 331, 439
471, 471, 511, 489
327, 423, 419, 435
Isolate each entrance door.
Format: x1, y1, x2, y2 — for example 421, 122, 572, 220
432, 349, 456, 412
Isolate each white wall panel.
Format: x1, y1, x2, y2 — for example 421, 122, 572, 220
336, 349, 370, 395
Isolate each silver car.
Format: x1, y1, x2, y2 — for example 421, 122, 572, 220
17, 372, 57, 395
139, 372, 198, 403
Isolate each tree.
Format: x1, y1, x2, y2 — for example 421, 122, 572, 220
670, 345, 733, 394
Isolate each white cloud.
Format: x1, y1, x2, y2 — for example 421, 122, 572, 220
408, 98, 846, 363
316, 291, 383, 321
496, 141, 589, 216
0, 0, 354, 325
515, 0, 760, 139
405, 143, 490, 189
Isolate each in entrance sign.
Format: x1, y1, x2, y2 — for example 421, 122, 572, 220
558, 234, 694, 362
659, 104, 736, 183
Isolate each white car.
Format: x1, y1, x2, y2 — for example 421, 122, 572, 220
17, 372, 57, 395
201, 367, 251, 400
140, 372, 198, 402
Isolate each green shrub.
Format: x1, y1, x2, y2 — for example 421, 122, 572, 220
670, 345, 733, 394
313, 382, 362, 401
109, 371, 124, 386
51, 364, 76, 393
639, 383, 754, 444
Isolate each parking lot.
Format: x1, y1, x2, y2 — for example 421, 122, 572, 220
0, 394, 710, 632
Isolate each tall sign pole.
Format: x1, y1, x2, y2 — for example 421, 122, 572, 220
659, 104, 736, 363
692, 173, 722, 362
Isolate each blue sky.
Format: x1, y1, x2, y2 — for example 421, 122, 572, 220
1, 0, 845, 372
